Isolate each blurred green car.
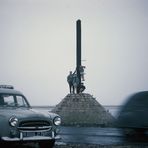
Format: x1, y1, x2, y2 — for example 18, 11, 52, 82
0, 85, 61, 148
116, 91, 148, 137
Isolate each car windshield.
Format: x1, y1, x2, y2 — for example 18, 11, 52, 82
0, 94, 29, 108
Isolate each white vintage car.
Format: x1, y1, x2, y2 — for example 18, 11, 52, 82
0, 85, 61, 148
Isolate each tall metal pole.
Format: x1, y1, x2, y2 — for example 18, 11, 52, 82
76, 19, 81, 93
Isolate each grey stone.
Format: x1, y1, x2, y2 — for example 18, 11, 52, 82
52, 93, 115, 127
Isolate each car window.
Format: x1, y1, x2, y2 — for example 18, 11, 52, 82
16, 95, 28, 107
3, 95, 14, 106
0, 94, 29, 107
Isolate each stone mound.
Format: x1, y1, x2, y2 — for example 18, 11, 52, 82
52, 93, 115, 126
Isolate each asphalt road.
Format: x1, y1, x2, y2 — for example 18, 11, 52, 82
57, 126, 148, 145
8, 126, 148, 147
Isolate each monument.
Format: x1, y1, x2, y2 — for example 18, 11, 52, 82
52, 20, 115, 126
67, 20, 86, 94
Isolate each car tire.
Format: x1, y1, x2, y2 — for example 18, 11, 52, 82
0, 142, 13, 147
38, 140, 55, 148
123, 128, 146, 137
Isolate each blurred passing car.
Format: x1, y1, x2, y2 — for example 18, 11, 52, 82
116, 91, 148, 136
0, 85, 61, 148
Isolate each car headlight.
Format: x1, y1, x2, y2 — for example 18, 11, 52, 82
9, 117, 18, 127
53, 116, 61, 126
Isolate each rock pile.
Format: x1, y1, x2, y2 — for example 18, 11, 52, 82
52, 93, 115, 126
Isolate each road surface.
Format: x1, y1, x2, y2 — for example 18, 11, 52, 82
8, 126, 148, 147
57, 126, 148, 145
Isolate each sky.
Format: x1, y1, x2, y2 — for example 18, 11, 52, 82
0, 0, 148, 106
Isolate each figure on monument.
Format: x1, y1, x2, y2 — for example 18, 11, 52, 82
67, 71, 74, 94
72, 73, 79, 94
79, 65, 86, 81
78, 82, 86, 93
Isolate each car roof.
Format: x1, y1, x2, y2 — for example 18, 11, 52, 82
0, 88, 23, 95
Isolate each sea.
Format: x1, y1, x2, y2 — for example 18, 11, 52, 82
103, 105, 121, 117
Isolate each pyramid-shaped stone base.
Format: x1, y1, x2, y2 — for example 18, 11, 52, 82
52, 93, 115, 126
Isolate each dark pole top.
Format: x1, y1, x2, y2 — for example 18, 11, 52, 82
76, 20, 81, 68
76, 19, 81, 93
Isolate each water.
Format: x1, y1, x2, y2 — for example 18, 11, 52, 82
103, 105, 121, 117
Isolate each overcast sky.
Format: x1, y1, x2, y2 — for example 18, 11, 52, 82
0, 0, 148, 106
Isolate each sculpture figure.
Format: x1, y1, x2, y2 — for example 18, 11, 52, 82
79, 65, 86, 81
72, 73, 79, 94
67, 71, 74, 94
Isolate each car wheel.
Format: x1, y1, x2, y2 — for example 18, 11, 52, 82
0, 142, 4, 147
122, 128, 147, 142
38, 140, 55, 148
123, 128, 146, 137
0, 142, 13, 147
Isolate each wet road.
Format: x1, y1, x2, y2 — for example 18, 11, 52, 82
58, 126, 148, 145
9, 126, 148, 147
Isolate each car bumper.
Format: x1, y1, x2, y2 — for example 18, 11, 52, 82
1, 135, 60, 142
1, 131, 61, 142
